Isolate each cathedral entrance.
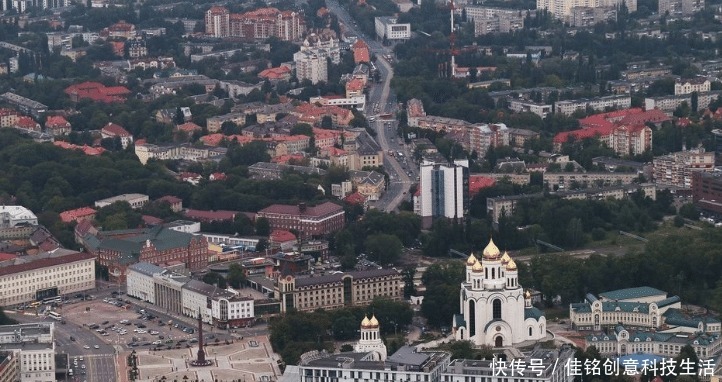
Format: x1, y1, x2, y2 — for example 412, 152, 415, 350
495, 336, 503, 347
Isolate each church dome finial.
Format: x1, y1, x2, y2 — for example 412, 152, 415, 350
506, 258, 517, 271
466, 252, 478, 266
472, 261, 483, 272
368, 315, 379, 327
482, 238, 501, 260
501, 251, 511, 264
361, 316, 371, 328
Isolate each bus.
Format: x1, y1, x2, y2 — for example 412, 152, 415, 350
42, 296, 61, 305
48, 311, 62, 321
29, 301, 41, 308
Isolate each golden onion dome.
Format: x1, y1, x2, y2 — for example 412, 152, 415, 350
369, 315, 379, 327
506, 258, 518, 271
501, 251, 511, 264
482, 238, 501, 260
524, 289, 531, 299
472, 261, 483, 273
361, 316, 371, 327
466, 253, 478, 266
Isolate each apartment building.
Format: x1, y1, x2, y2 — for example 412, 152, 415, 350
406, 98, 426, 127
0, 323, 55, 382
653, 147, 715, 189
126, 262, 165, 304
659, 0, 704, 15
205, 6, 304, 41
0, 251, 95, 307
469, 123, 510, 157
134, 143, 227, 165
543, 171, 640, 190
509, 99, 552, 117
100, 122, 133, 149
692, 171, 722, 214
207, 112, 247, 133
675, 77, 711, 95
465, 6, 526, 35
554, 95, 632, 116
486, 184, 656, 223
0, 92, 47, 119
257, 202, 345, 239
419, 160, 469, 228
275, 268, 402, 313
536, 0, 636, 17
293, 50, 328, 84
553, 124, 652, 156
94, 193, 149, 209
568, 6, 617, 26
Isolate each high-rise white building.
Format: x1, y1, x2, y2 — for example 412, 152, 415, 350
205, 6, 230, 38
452, 240, 547, 347
418, 159, 468, 228
293, 51, 328, 84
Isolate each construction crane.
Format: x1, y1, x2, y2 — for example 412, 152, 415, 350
427, 0, 478, 78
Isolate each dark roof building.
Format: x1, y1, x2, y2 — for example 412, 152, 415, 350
257, 202, 344, 239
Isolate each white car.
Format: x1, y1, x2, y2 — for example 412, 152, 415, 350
83, 345, 90, 349
94, 345, 99, 349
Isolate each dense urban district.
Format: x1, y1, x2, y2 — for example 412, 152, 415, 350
1, 0, 722, 380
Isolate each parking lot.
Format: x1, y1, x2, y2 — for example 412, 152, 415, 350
61, 297, 205, 352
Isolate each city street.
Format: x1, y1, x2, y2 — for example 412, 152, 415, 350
326, 0, 416, 212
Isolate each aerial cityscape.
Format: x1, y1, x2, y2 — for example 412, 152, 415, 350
0, 0, 720, 380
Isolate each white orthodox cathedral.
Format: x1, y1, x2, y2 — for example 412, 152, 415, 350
354, 315, 387, 361
452, 238, 547, 347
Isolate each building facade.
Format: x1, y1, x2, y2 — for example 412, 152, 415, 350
693, 171, 722, 214
0, 251, 95, 307
275, 268, 402, 313
418, 160, 469, 228
374, 17, 411, 41
554, 95, 632, 116
257, 202, 345, 239
652, 147, 715, 189
0, 323, 55, 382
452, 239, 547, 347
126, 262, 165, 304
293, 50, 328, 84
0, 206, 38, 228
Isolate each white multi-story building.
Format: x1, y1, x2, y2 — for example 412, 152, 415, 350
509, 99, 553, 117
536, 0, 636, 17
293, 51, 328, 84
94, 193, 149, 209
469, 123, 509, 157
465, 6, 526, 35
0, 251, 95, 307
182, 280, 256, 328
126, 262, 165, 304
374, 16, 411, 41
674, 78, 712, 95
452, 240, 547, 347
0, 206, 38, 228
442, 349, 574, 382
0, 323, 56, 382
418, 160, 468, 228
554, 95, 631, 116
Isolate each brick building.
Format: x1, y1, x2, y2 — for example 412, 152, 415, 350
256, 202, 345, 239
692, 171, 722, 214
87, 226, 208, 282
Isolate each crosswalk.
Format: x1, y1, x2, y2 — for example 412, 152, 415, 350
82, 354, 114, 358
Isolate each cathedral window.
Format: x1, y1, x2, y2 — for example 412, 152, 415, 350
493, 299, 502, 320
469, 300, 476, 336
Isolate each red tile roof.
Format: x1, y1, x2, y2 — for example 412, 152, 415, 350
15, 116, 39, 130
0, 251, 95, 277
53, 141, 106, 156
65, 81, 130, 103
270, 229, 296, 243
176, 122, 202, 132
45, 115, 70, 129
209, 172, 227, 181
59, 207, 97, 223
0, 252, 17, 261
344, 192, 367, 205
469, 176, 496, 196
554, 125, 613, 144
142, 215, 163, 226
102, 122, 131, 137
157, 195, 182, 204
258, 66, 291, 80
346, 78, 365, 92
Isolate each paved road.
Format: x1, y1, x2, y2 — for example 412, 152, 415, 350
327, 0, 416, 212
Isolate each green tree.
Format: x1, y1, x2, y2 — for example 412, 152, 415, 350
364, 234, 403, 264
255, 217, 271, 236
226, 264, 246, 289
202, 272, 227, 288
